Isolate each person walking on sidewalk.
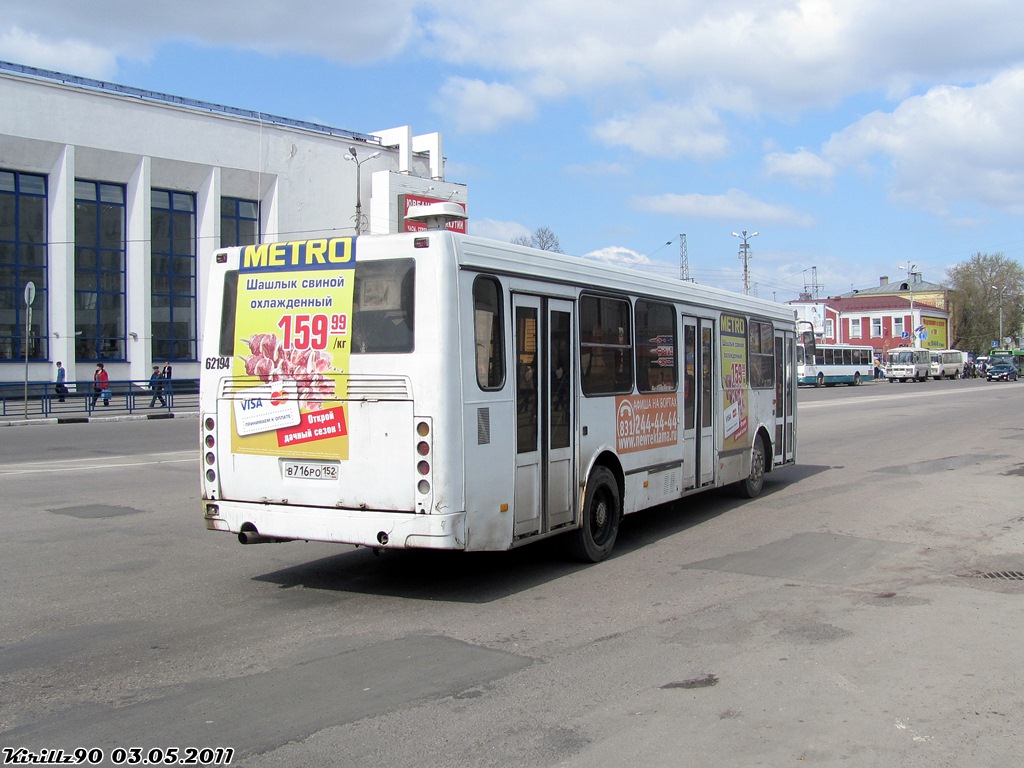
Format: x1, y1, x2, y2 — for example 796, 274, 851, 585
54, 361, 67, 402
149, 365, 166, 408
92, 362, 110, 407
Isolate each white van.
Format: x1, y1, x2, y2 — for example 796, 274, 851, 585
929, 349, 964, 379
887, 348, 930, 382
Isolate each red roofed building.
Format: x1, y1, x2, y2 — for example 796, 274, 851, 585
788, 273, 952, 352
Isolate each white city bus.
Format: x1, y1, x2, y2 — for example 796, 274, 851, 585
796, 343, 874, 387
886, 347, 931, 382
199, 224, 798, 561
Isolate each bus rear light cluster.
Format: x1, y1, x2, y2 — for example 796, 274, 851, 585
415, 419, 433, 507
203, 416, 217, 485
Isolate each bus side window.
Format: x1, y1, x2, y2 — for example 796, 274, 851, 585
636, 299, 676, 393
580, 294, 632, 396
473, 276, 505, 390
748, 319, 774, 389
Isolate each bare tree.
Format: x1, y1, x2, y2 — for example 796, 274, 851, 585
511, 226, 563, 252
946, 252, 1024, 353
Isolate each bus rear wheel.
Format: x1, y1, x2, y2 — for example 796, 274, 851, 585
569, 466, 621, 563
735, 433, 767, 499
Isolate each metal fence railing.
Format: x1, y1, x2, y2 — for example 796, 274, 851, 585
0, 378, 199, 418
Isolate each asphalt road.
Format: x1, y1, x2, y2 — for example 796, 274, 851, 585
1, 377, 1022, 767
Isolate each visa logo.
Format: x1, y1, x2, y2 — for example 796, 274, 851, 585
240, 398, 264, 411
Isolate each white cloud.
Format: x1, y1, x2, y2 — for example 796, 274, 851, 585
435, 77, 536, 133
764, 149, 835, 188
0, 0, 420, 74
0, 26, 119, 79
592, 102, 729, 159
823, 66, 1024, 216
633, 189, 815, 227
581, 246, 657, 268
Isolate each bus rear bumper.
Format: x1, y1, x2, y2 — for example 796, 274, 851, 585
203, 499, 466, 551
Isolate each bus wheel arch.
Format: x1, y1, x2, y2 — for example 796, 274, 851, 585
569, 459, 623, 563
734, 428, 770, 499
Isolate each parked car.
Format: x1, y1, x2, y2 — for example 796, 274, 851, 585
986, 362, 1018, 382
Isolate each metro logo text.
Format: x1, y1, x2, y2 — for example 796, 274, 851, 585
242, 238, 355, 272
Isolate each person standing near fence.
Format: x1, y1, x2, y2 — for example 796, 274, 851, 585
92, 362, 110, 407
149, 365, 166, 408
54, 361, 67, 402
161, 361, 173, 393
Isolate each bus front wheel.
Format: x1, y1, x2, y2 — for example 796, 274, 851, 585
735, 433, 767, 499
569, 466, 621, 563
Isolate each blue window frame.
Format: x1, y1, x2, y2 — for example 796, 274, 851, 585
75, 180, 126, 361
221, 197, 260, 248
0, 169, 48, 361
151, 189, 197, 361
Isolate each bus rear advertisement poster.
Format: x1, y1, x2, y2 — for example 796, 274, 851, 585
230, 238, 356, 460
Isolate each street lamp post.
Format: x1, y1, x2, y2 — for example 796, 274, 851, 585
899, 262, 917, 347
345, 147, 381, 235
992, 285, 1004, 348
731, 230, 758, 295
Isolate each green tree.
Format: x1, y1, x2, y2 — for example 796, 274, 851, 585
511, 226, 562, 252
945, 252, 1024, 354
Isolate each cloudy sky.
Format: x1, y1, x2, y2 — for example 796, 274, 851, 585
4, 0, 1024, 300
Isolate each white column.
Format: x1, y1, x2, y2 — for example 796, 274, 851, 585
196, 167, 220, 344
48, 145, 76, 381
126, 156, 151, 382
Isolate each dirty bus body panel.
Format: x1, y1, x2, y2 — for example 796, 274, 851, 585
200, 230, 798, 561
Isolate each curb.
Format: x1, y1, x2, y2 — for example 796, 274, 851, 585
0, 411, 199, 428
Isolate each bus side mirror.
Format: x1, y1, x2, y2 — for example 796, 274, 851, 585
800, 330, 817, 358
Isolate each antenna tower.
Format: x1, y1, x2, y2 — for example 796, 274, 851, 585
679, 233, 689, 280
803, 266, 824, 299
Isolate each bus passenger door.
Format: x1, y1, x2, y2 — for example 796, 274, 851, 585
546, 300, 574, 529
513, 296, 575, 537
774, 329, 796, 463
681, 316, 715, 489
699, 318, 716, 486
681, 318, 698, 490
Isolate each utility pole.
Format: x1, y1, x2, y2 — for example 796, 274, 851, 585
731, 230, 758, 295
899, 262, 917, 347
679, 233, 689, 281
992, 285, 1004, 347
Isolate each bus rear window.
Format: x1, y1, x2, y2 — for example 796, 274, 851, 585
352, 259, 415, 354
219, 270, 239, 357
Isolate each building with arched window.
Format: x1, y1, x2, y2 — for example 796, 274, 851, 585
0, 61, 466, 385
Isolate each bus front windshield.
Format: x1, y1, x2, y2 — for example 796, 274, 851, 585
889, 350, 915, 364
